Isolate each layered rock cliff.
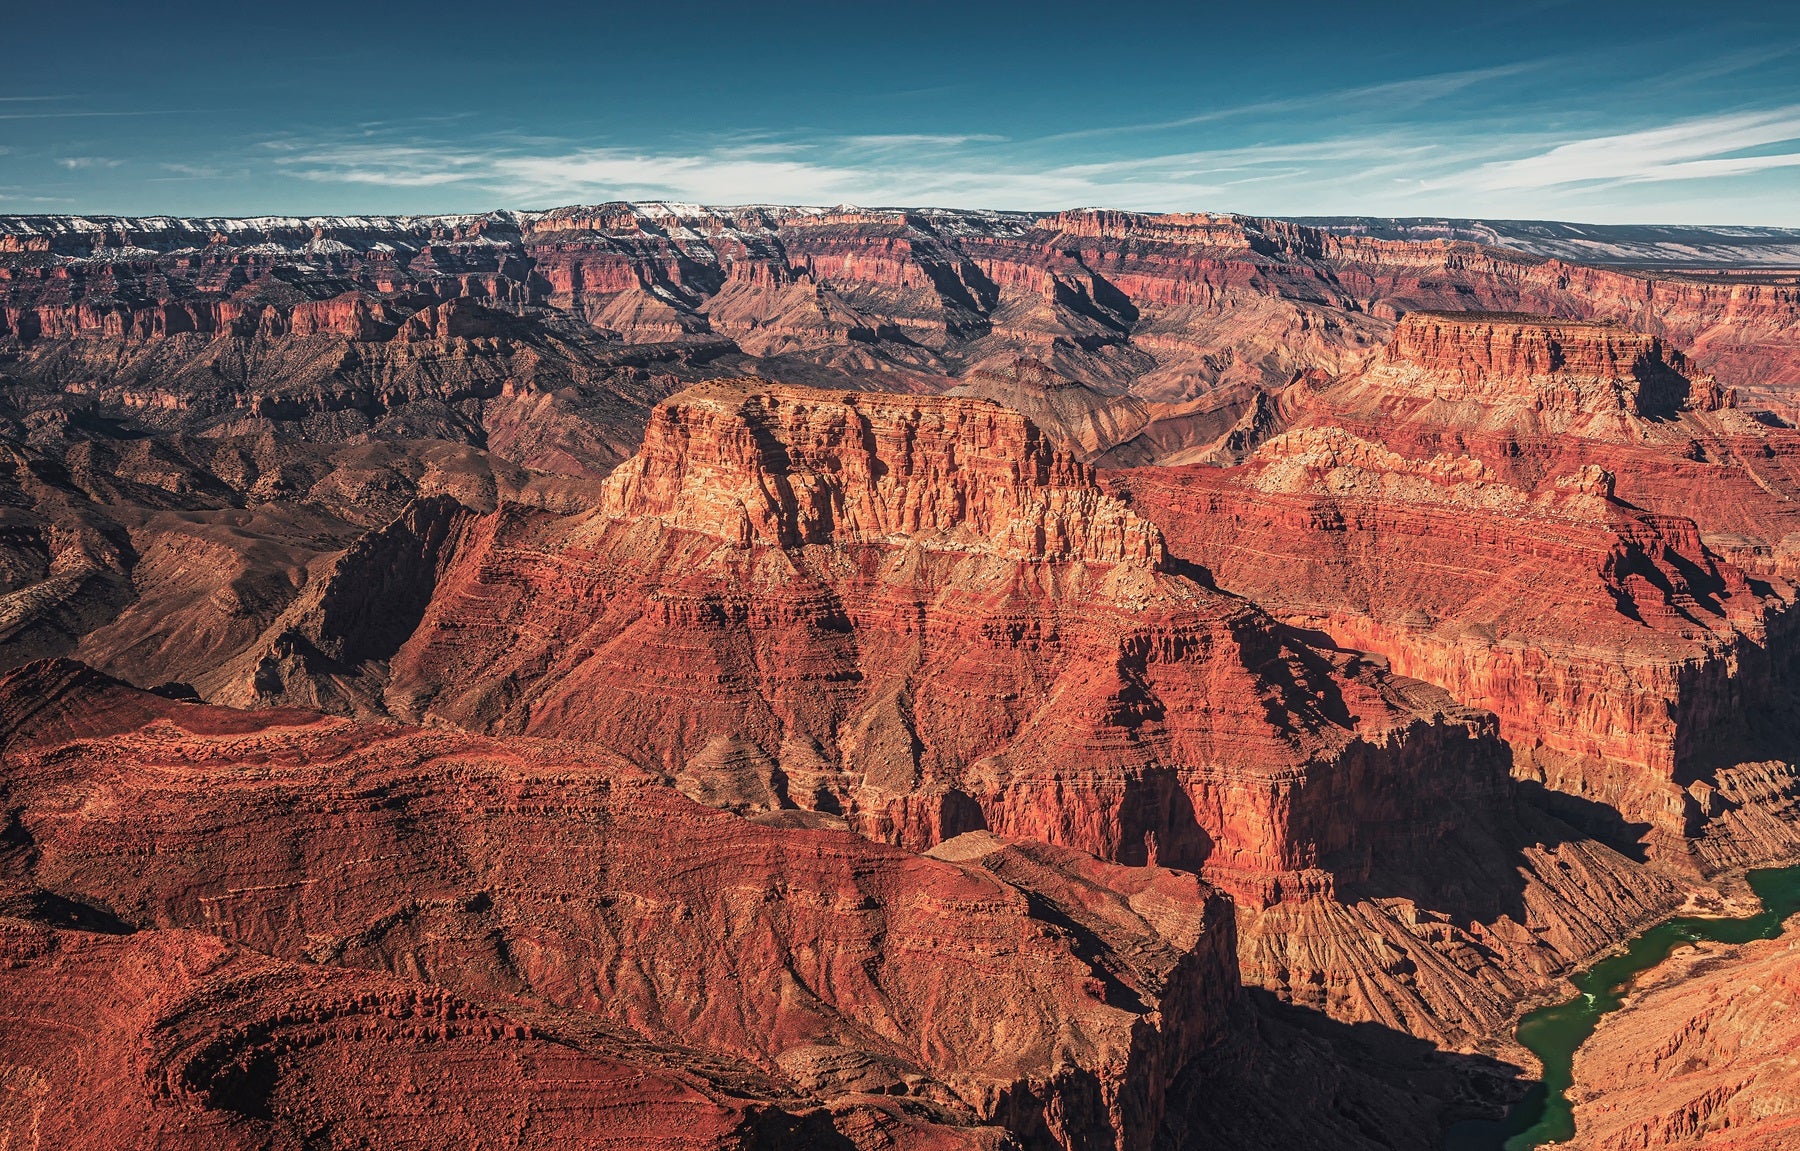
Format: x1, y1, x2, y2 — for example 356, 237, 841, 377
388, 382, 1492, 886
378, 380, 1689, 1051
595, 383, 1164, 561
0, 659, 1237, 1151
1121, 313, 1800, 863
3, 205, 1795, 471
2, 202, 1798, 1149
0, 923, 828, 1151
1369, 312, 1728, 429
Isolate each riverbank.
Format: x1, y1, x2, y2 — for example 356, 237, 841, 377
1564, 914, 1800, 1149
1444, 865, 1800, 1151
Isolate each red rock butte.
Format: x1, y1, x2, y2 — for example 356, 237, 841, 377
598, 382, 1166, 563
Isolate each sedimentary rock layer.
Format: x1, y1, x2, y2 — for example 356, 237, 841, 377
1121, 313, 1800, 860
387, 381, 1499, 893
0, 922, 808, 1151
379, 379, 1688, 1050
3, 206, 1794, 465
3, 204, 1797, 1148
0, 658, 1236, 1151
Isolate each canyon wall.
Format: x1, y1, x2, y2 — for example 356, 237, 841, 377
3, 203, 1800, 1148
2, 206, 1795, 469
371, 380, 1691, 1051
0, 658, 1239, 1151
1121, 312, 1800, 864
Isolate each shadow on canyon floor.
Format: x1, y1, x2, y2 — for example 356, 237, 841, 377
1510, 781, 1652, 862
1346, 783, 1655, 934
1160, 988, 1525, 1151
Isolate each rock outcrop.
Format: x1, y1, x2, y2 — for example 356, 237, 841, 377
595, 383, 1165, 562
1369, 312, 1728, 430
382, 380, 1688, 1050
0, 922, 813, 1151
3, 206, 1795, 466
0, 426, 593, 716
945, 360, 1260, 467
1122, 313, 1800, 863
2, 202, 1799, 1149
1566, 919, 1800, 1151
389, 381, 1493, 886
0, 659, 1236, 1151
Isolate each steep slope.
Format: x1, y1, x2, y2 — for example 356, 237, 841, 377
0, 413, 598, 708
1298, 217, 1800, 268
944, 360, 1259, 466
3, 202, 1799, 1147
0, 658, 1238, 1151
378, 380, 1686, 1049
952, 211, 1800, 400
1122, 313, 1800, 867
1566, 920, 1800, 1151
386, 381, 1491, 880
3, 205, 1795, 451
0, 922, 814, 1151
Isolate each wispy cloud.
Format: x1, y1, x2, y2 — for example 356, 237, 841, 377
25, 49, 1798, 228
273, 143, 492, 187
840, 134, 1008, 148
1039, 62, 1547, 143
263, 137, 1212, 209
1655, 44, 1800, 87
491, 148, 869, 202
241, 104, 1800, 224
150, 162, 253, 183
0, 187, 70, 205
0, 109, 180, 121
1434, 107, 1800, 192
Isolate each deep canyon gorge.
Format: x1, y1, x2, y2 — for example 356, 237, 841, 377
2, 202, 1799, 1149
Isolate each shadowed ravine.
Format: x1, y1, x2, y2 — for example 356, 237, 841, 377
1445, 865, 1800, 1151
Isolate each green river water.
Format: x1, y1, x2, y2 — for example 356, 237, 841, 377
1445, 864, 1800, 1151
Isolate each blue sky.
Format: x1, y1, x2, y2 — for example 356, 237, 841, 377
2, 0, 1797, 223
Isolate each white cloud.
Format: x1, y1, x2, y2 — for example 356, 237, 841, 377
1437, 107, 1800, 191
0, 187, 71, 204
493, 149, 869, 203
840, 134, 1009, 148
56, 156, 122, 170
262, 129, 1403, 210
242, 103, 1800, 226
276, 144, 492, 187
1041, 63, 1546, 144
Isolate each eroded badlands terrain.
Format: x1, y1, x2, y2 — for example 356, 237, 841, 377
2, 203, 1799, 1150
